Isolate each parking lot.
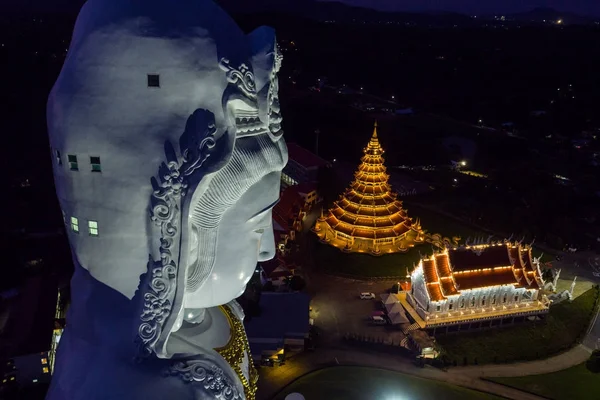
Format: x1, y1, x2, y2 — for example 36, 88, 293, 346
306, 271, 407, 345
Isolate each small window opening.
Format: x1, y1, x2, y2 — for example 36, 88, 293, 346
68, 155, 78, 171
70, 217, 79, 233
90, 156, 101, 172
147, 74, 160, 88
55, 149, 62, 165
88, 220, 98, 236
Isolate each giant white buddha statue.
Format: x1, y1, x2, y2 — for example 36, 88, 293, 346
45, 1, 286, 399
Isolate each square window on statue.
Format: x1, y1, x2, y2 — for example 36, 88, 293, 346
88, 220, 98, 236
70, 217, 79, 233
68, 154, 78, 171
90, 156, 101, 172
147, 74, 160, 88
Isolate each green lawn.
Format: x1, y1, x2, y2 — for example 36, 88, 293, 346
406, 204, 488, 242
312, 235, 425, 278
438, 287, 600, 365
274, 366, 503, 400
489, 362, 600, 400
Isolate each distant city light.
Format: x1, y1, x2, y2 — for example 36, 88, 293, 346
333, 158, 337, 162
460, 160, 467, 166
557, 19, 563, 25
391, 95, 395, 99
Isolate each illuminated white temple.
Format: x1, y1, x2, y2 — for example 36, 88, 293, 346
402, 241, 550, 334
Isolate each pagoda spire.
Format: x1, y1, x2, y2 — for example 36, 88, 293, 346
372, 120, 378, 138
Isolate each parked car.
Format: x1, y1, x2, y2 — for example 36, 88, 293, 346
360, 292, 376, 300
370, 316, 387, 325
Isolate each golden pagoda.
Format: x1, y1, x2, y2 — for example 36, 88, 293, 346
313, 121, 425, 255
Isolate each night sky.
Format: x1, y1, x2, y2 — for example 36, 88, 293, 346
2, 0, 600, 17
324, 0, 600, 16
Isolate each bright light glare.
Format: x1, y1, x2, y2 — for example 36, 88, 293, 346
384, 395, 410, 400
460, 160, 467, 166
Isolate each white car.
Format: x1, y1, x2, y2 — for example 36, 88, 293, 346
370, 316, 387, 325
360, 292, 376, 300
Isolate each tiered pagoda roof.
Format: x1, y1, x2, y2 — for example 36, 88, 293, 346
420, 243, 545, 302
321, 122, 422, 241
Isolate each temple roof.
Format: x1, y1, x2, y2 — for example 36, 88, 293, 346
419, 243, 545, 302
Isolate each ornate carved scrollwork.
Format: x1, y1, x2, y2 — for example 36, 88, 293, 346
137, 119, 218, 358
167, 360, 242, 400
219, 59, 257, 99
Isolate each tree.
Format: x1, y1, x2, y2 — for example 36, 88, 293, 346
288, 275, 306, 292
586, 350, 600, 373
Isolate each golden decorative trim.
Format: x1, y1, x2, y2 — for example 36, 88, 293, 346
215, 305, 258, 400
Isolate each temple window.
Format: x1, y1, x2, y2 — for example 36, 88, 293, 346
88, 220, 99, 236
70, 217, 79, 233
147, 73, 160, 88
514, 294, 519, 303
42, 367, 49, 374
503, 293, 507, 304
449, 300, 454, 310
41, 358, 47, 365
459, 298, 465, 309
470, 296, 475, 307
90, 156, 102, 172
55, 149, 62, 165
436, 304, 441, 312
491, 295, 496, 305
68, 154, 78, 171
481, 296, 486, 306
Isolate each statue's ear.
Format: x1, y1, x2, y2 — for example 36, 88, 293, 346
247, 26, 276, 96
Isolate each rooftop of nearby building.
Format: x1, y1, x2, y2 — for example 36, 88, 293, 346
245, 292, 310, 339
418, 242, 545, 302
273, 185, 304, 232
0, 274, 57, 359
286, 143, 330, 169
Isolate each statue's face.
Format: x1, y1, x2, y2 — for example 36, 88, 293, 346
182, 133, 286, 310
184, 168, 281, 309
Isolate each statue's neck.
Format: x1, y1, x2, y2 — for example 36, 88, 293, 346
167, 306, 231, 355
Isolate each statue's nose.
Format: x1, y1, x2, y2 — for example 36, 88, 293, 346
257, 227, 276, 262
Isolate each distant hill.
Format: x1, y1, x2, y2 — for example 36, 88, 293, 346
2, 0, 597, 27
488, 7, 595, 26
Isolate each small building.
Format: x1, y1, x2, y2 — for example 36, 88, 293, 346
282, 143, 330, 188
294, 181, 321, 208
0, 275, 64, 396
259, 256, 295, 286
273, 185, 306, 239
402, 242, 550, 335
245, 292, 311, 365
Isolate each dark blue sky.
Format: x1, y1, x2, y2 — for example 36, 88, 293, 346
322, 0, 600, 16
4, 0, 600, 16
